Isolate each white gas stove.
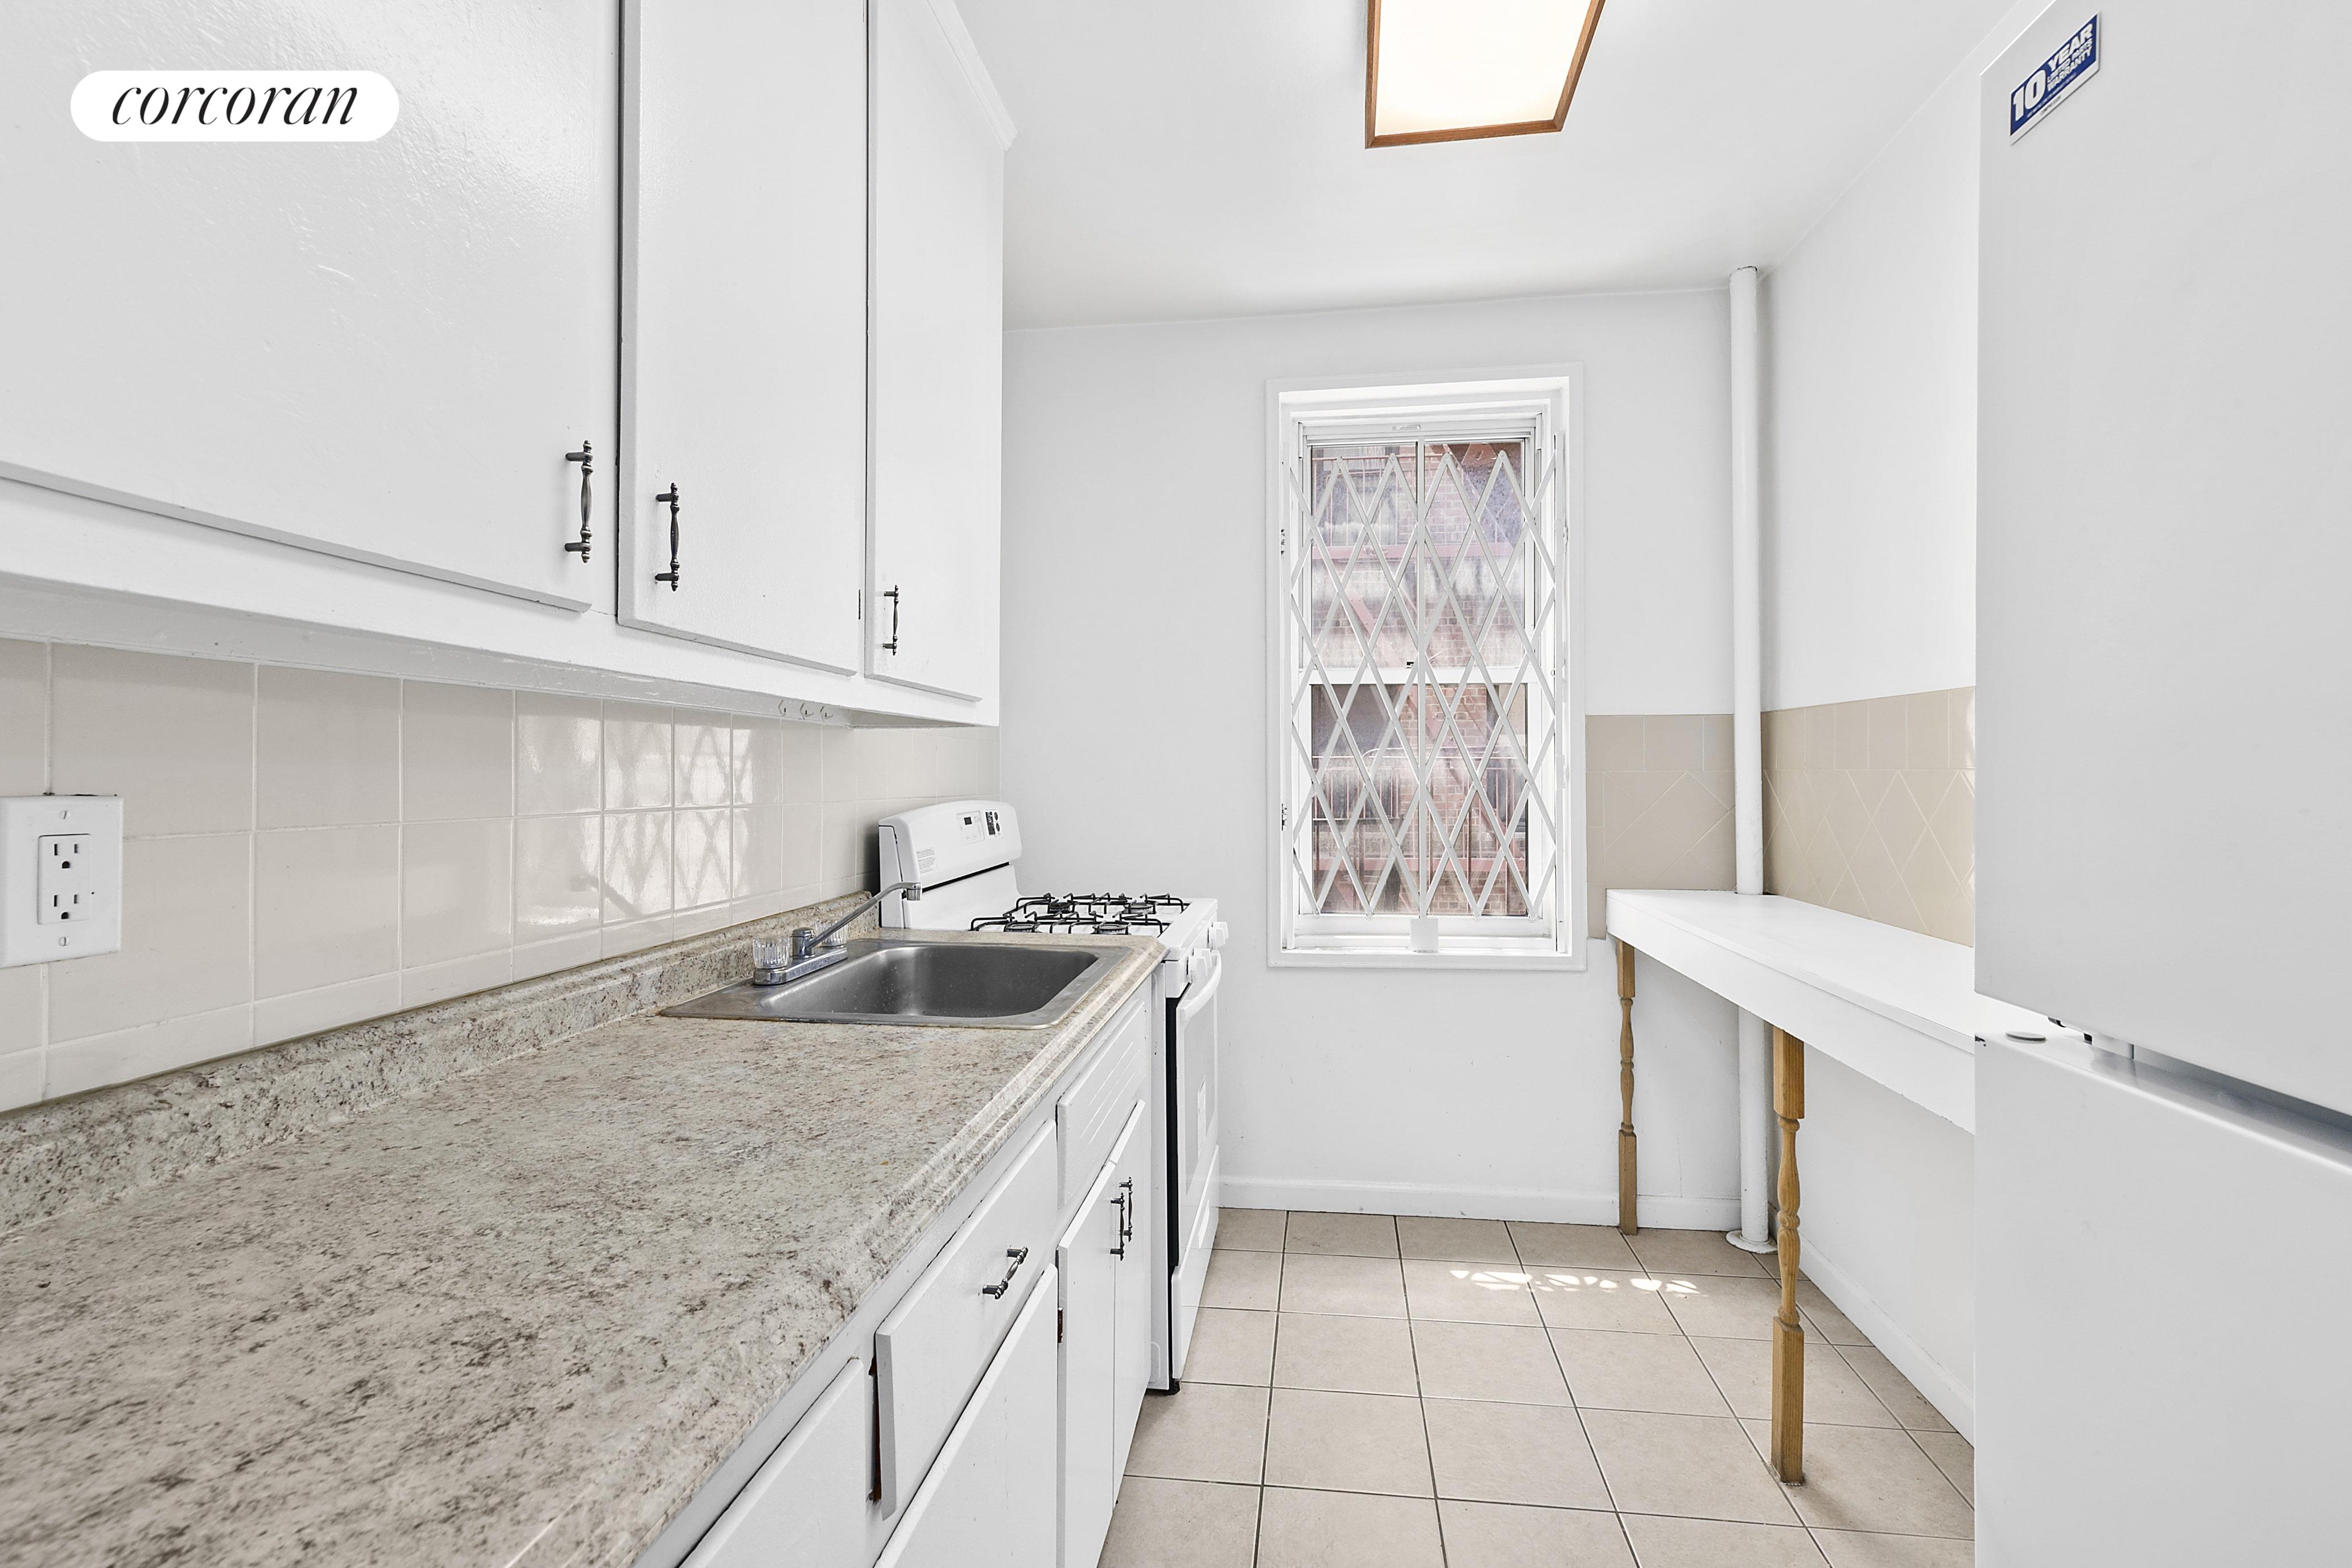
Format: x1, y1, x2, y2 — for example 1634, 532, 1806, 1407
876, 800, 1225, 1390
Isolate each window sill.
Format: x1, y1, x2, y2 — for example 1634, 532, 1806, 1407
1270, 944, 1588, 973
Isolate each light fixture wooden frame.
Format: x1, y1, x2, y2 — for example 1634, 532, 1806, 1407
1364, 0, 1607, 148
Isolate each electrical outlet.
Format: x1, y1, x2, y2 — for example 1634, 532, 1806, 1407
38, 834, 103, 925
1, 796, 123, 967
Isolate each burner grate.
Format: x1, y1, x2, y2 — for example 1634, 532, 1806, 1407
969, 892, 1188, 937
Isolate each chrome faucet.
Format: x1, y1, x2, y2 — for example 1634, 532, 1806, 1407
752, 880, 923, 986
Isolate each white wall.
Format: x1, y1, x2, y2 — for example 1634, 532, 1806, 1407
1001, 289, 1743, 1221
1798, 1049, 1977, 1435
1750, 0, 2042, 1424
1761, 0, 2042, 711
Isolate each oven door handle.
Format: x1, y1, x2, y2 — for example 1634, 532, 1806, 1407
1176, 951, 1223, 1021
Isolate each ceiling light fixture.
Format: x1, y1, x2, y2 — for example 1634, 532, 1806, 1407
1364, 0, 1607, 148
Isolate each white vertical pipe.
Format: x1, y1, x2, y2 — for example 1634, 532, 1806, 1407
1728, 266, 1775, 1253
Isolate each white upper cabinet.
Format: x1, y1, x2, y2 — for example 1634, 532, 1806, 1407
868, 0, 1012, 704
0, 2, 618, 610
620, 0, 868, 670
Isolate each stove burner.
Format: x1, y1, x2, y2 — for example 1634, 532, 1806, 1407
969, 892, 1189, 937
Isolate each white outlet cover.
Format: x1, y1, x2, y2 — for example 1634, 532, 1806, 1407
1, 796, 123, 967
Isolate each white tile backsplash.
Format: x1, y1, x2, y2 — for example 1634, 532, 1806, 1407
402, 818, 514, 967
48, 833, 253, 1041
0, 638, 43, 798
51, 645, 254, 836
514, 814, 602, 941
603, 703, 674, 810
0, 636, 997, 1109
255, 667, 402, 829
514, 692, 603, 816
402, 682, 514, 822
254, 825, 401, 995
672, 712, 733, 809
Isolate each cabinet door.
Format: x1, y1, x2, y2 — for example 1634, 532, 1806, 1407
0, 2, 617, 610
620, 0, 865, 669
1107, 1104, 1153, 1479
876, 1265, 1059, 1568
868, 0, 1008, 702
686, 1357, 868, 1568
1058, 1157, 1123, 1568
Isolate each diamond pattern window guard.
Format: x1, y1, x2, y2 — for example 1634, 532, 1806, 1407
1280, 421, 1568, 951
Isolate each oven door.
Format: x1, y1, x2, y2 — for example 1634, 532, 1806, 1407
1165, 949, 1222, 1379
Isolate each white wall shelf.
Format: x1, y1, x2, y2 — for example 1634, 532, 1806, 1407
1605, 889, 2049, 1132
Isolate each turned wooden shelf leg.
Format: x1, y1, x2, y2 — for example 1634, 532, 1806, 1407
1769, 1026, 1806, 1483
1616, 939, 1638, 1236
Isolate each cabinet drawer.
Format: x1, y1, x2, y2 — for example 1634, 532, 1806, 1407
684, 1356, 867, 1568
875, 1120, 1057, 1513
1056, 993, 1150, 1211
874, 1264, 1059, 1568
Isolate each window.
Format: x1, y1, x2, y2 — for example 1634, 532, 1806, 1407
1271, 376, 1579, 964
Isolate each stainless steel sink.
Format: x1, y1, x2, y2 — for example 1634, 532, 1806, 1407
663, 938, 1119, 1029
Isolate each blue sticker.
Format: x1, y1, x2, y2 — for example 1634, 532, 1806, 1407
2011, 15, 2100, 141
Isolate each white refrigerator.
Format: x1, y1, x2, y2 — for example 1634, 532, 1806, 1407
1975, 3, 2352, 1562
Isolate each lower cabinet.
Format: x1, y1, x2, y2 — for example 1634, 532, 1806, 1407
875, 1267, 1061, 1568
676, 1009, 1154, 1568
1059, 1103, 1153, 1568
684, 1358, 869, 1567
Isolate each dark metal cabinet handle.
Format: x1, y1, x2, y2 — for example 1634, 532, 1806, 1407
563, 443, 594, 560
653, 485, 682, 589
1111, 1178, 1135, 1258
980, 1246, 1029, 1299
880, 585, 901, 653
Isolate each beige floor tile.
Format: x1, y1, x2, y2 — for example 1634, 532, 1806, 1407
1410, 1321, 1571, 1405
1264, 1388, 1433, 1496
1200, 1248, 1282, 1311
1216, 1207, 1288, 1252
1617, 1513, 1826, 1566
1549, 1328, 1730, 1417
1579, 1409, 1799, 1525
1812, 1529, 1975, 1567
1256, 1487, 1444, 1568
1739, 1420, 1973, 1538
1099, 1476, 1261, 1568
1402, 1258, 1542, 1326
1185, 1307, 1276, 1385
1397, 1215, 1518, 1264
1687, 1336, 1897, 1426
1279, 1252, 1408, 1317
1913, 1432, 1973, 1504
1625, 1228, 1772, 1278
1658, 1274, 1785, 1340
1437, 1500, 1635, 1567
1273, 1311, 1420, 1396
1421, 1398, 1612, 1511
1125, 1382, 1269, 1486
1834, 1347, 1956, 1434
1285, 1210, 1401, 1257
1508, 1221, 1641, 1270
1531, 1270, 1682, 1335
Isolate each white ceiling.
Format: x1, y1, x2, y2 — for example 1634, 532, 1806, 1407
960, 1, 2019, 329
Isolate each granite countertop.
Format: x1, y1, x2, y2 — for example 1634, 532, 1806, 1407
0, 932, 1161, 1568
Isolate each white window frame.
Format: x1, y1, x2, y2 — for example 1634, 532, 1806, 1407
1264, 368, 1587, 971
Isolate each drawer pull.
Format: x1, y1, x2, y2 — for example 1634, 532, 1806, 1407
563, 442, 594, 560
654, 484, 682, 589
1112, 1178, 1136, 1257
979, 1246, 1029, 1299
